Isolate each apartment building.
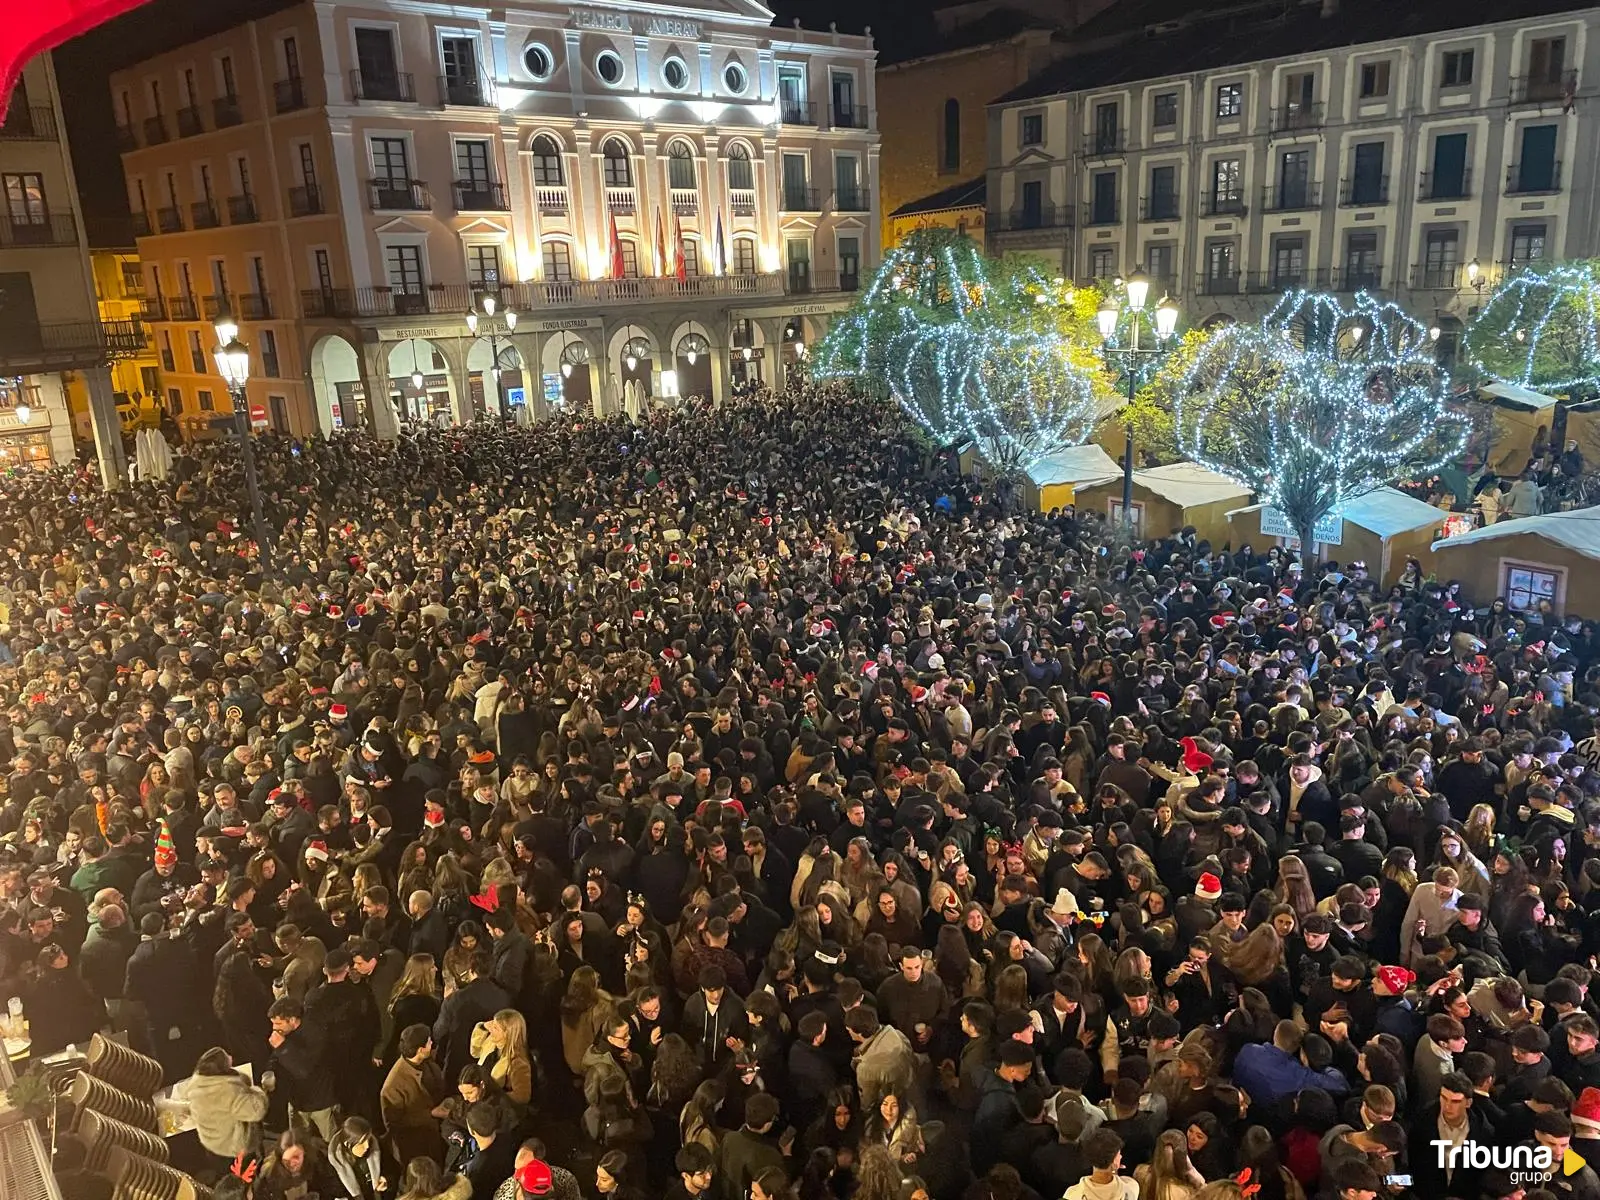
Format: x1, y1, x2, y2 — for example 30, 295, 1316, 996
985, 0, 1600, 349
0, 55, 133, 478
111, 0, 879, 435
65, 245, 166, 442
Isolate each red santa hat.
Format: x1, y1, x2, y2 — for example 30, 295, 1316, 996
1089, 691, 1111, 706
1195, 873, 1223, 902
1574, 1088, 1600, 1134
329, 703, 348, 720
1180, 736, 1214, 774
304, 840, 330, 863
1373, 965, 1416, 995
292, 602, 312, 616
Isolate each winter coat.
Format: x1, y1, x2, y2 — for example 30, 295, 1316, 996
184, 1069, 270, 1157
853, 1023, 916, 1104
1231, 1043, 1349, 1106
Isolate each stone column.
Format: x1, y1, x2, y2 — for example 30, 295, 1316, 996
82, 366, 127, 486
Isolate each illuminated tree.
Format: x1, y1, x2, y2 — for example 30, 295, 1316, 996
1464, 261, 1600, 395
811, 228, 1111, 474
1140, 292, 1470, 550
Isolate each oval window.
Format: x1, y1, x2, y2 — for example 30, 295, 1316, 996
723, 62, 747, 94
523, 43, 553, 80
663, 58, 689, 90
596, 50, 624, 86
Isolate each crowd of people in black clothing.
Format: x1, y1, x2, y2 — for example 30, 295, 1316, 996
4, 387, 1600, 1200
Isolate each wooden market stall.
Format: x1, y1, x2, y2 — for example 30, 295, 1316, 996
1074, 462, 1252, 545
1225, 487, 1452, 588
1476, 381, 1561, 476
1021, 443, 1121, 512
1430, 506, 1600, 619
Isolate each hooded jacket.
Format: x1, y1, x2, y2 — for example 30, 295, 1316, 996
184, 1069, 270, 1157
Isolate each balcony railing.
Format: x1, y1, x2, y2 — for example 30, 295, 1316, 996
1336, 266, 1384, 292
454, 180, 508, 211
439, 74, 491, 107
780, 100, 816, 125
1247, 267, 1330, 293
1140, 195, 1180, 222
1082, 201, 1121, 226
1419, 169, 1471, 201
356, 285, 430, 316
369, 179, 429, 211
140, 297, 166, 321
0, 319, 147, 372
1200, 190, 1247, 217
1412, 263, 1462, 290
1195, 270, 1241, 296
143, 115, 169, 145
1507, 160, 1562, 194
239, 292, 272, 320
228, 194, 259, 224
167, 294, 199, 320
0, 212, 78, 248
0, 105, 58, 141
274, 76, 307, 113
190, 199, 221, 229
213, 95, 244, 127
160, 346, 175, 370
781, 187, 821, 211
288, 184, 324, 216
301, 288, 354, 318
670, 187, 699, 216
350, 70, 416, 103
788, 268, 860, 295
833, 188, 869, 213
1270, 101, 1324, 134
730, 187, 757, 217
176, 104, 204, 137
606, 186, 637, 215
115, 122, 138, 150
990, 206, 1073, 233
831, 104, 870, 129
1261, 181, 1321, 212
156, 205, 185, 233
131, 211, 153, 237
1340, 175, 1390, 206
536, 186, 569, 215
1511, 70, 1578, 105
1081, 129, 1126, 157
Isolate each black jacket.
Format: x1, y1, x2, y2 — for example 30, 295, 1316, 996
432, 975, 512, 1081
270, 1021, 338, 1111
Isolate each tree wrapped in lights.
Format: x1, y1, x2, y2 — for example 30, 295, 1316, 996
811, 228, 1109, 474
1141, 291, 1470, 550
1464, 261, 1600, 395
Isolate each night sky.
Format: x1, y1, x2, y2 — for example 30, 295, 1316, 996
52, 0, 932, 229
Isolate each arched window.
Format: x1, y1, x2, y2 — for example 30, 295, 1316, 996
942, 98, 960, 171
727, 143, 754, 191
667, 140, 696, 191
602, 138, 631, 187
541, 238, 573, 282
732, 235, 757, 275
531, 135, 564, 186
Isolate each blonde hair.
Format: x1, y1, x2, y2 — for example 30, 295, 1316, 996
389, 953, 439, 1010
492, 1008, 529, 1061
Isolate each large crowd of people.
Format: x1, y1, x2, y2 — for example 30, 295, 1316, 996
3, 387, 1600, 1200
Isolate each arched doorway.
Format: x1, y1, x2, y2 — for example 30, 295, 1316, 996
467, 336, 525, 417
607, 324, 657, 415
729, 317, 767, 392
309, 333, 362, 434
386, 338, 456, 425
672, 320, 713, 400
542, 333, 593, 414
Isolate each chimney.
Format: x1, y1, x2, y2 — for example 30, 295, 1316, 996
1321, 0, 1339, 16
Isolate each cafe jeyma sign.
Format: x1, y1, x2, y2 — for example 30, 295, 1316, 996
0, 0, 157, 122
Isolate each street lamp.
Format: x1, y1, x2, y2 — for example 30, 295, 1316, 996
467, 292, 517, 420
211, 306, 273, 577
1097, 271, 1179, 531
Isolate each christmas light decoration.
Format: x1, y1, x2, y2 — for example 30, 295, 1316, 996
1463, 260, 1600, 394
1143, 290, 1470, 549
811, 228, 1111, 474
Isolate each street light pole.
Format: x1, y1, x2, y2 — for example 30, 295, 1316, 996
1097, 272, 1179, 532
211, 307, 273, 578
466, 293, 518, 421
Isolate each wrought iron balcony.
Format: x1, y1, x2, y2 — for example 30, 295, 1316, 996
1340, 175, 1390, 206
781, 187, 821, 211
350, 70, 416, 103
156, 205, 185, 233
190, 199, 221, 229
238, 292, 272, 320
831, 104, 870, 130
274, 77, 307, 113
1195, 270, 1241, 296
990, 206, 1072, 233
1261, 181, 1321, 212
301, 288, 354, 318
0, 319, 147, 373
167, 294, 199, 321
176, 104, 203, 137
143, 115, 169, 145
1200, 190, 1247, 217
228, 194, 259, 224
1506, 160, 1562, 194
780, 100, 816, 125
0, 105, 58, 141
213, 95, 244, 127
369, 179, 429, 211
288, 185, 324, 216
1140, 195, 1180, 222
0, 211, 78, 248
1270, 101, 1324, 134
1511, 70, 1577, 105
1081, 129, 1126, 157
1411, 263, 1463, 290
439, 74, 491, 107
453, 180, 508, 211
1419, 169, 1471, 201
